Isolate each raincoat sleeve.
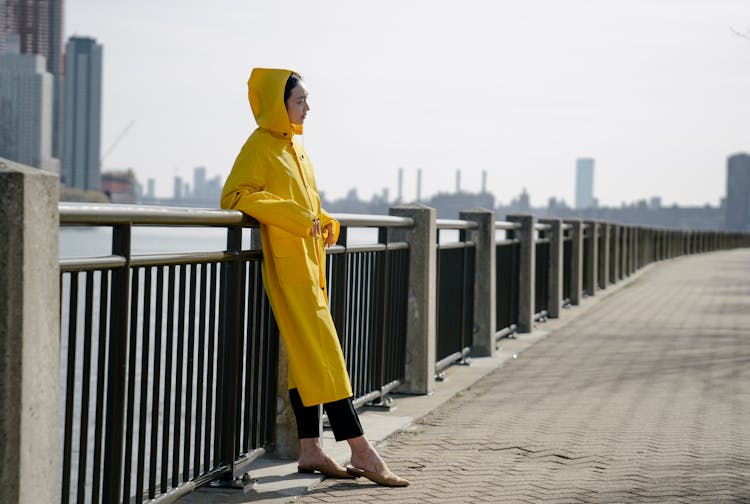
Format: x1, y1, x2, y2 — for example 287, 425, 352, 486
320, 208, 340, 244
221, 150, 317, 237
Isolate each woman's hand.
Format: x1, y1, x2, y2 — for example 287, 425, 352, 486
322, 222, 335, 247
310, 218, 322, 239
310, 219, 335, 247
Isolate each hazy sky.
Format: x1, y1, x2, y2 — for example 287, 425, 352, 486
65, 1, 750, 207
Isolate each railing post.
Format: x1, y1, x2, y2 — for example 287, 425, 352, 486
584, 220, 598, 296
507, 214, 536, 333
540, 218, 563, 318
599, 223, 611, 290
389, 204, 436, 394
0, 159, 61, 504
566, 219, 584, 306
611, 225, 621, 283
216, 227, 244, 482
459, 209, 496, 356
103, 223, 132, 503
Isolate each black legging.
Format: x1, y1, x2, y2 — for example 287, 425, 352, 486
289, 388, 364, 441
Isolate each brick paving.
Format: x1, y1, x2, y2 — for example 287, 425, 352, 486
298, 249, 750, 503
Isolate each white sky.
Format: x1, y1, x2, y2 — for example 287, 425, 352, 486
65, 0, 750, 207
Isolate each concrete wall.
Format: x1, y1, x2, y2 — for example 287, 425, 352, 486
0, 157, 60, 504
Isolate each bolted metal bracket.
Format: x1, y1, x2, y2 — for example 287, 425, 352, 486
207, 473, 256, 493
367, 395, 394, 411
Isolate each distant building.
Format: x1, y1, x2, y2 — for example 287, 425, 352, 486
0, 0, 65, 156
102, 170, 136, 204
575, 158, 595, 209
174, 175, 183, 200
194, 166, 207, 198
0, 48, 59, 172
62, 36, 103, 191
725, 153, 750, 230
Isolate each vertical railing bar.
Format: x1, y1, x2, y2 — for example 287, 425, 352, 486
242, 261, 254, 453
172, 265, 187, 487
161, 265, 176, 493
91, 271, 110, 504
184, 264, 198, 482
135, 267, 153, 503
61, 272, 78, 504
204, 262, 218, 472
194, 263, 208, 478
122, 267, 140, 501
253, 264, 265, 448
344, 252, 355, 392
148, 267, 164, 498
75, 272, 95, 504
367, 251, 376, 393
238, 260, 250, 454
247, 262, 258, 449
358, 252, 367, 393
214, 260, 226, 471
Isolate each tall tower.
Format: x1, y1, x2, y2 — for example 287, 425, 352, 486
0, 0, 65, 156
62, 36, 102, 191
725, 153, 750, 230
575, 158, 595, 209
0, 47, 59, 172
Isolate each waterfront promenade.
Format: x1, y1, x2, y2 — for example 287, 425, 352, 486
185, 248, 750, 503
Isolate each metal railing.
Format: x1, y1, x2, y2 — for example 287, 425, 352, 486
58, 204, 414, 503
435, 219, 477, 373
60, 204, 277, 504
55, 201, 750, 504
326, 214, 413, 408
495, 221, 521, 338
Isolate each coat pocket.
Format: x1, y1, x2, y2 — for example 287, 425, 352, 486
271, 237, 310, 285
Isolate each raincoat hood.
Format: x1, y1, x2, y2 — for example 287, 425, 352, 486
248, 67, 303, 136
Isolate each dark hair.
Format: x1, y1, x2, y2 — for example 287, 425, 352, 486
284, 73, 303, 103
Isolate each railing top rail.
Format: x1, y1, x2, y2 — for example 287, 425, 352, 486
436, 218, 478, 230
495, 221, 522, 230
535, 223, 552, 231
60, 202, 254, 227
59, 203, 415, 229
333, 213, 414, 228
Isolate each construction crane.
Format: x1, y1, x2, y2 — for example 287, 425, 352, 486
100, 120, 135, 164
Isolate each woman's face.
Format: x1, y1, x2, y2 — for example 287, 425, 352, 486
286, 81, 310, 125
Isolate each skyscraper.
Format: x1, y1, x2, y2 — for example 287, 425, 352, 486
725, 153, 750, 231
575, 158, 595, 209
1, 0, 65, 156
0, 46, 59, 172
62, 36, 102, 191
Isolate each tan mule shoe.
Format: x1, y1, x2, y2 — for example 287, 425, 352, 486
346, 463, 410, 487
298, 460, 358, 479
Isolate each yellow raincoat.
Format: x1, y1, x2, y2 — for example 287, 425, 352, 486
221, 68, 352, 406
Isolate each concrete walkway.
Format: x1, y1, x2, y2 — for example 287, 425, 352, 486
184, 249, 750, 503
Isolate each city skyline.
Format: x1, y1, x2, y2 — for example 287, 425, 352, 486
59, 1, 750, 207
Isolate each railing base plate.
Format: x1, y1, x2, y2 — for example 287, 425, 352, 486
207, 473, 256, 493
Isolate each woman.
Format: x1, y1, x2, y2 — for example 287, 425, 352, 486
221, 68, 409, 487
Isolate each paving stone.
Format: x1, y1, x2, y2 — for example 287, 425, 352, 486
295, 250, 750, 503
